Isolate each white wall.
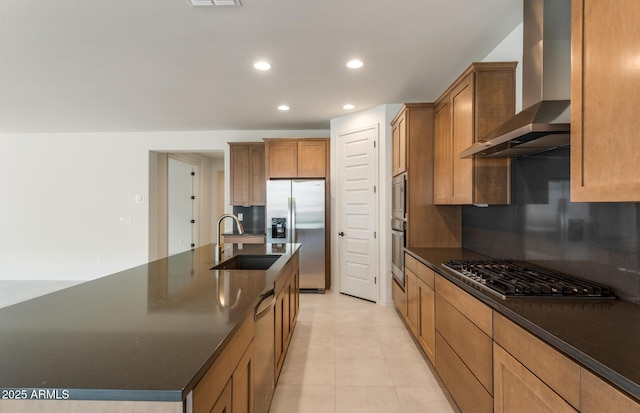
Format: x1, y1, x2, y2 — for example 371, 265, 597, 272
483, 22, 524, 112
329, 104, 402, 305
0, 130, 327, 281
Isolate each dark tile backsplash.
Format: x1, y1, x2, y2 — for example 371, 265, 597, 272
462, 147, 640, 304
232, 206, 265, 234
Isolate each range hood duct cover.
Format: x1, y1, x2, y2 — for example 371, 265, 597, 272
461, 0, 571, 158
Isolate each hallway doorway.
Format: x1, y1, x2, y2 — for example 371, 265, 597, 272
149, 151, 224, 260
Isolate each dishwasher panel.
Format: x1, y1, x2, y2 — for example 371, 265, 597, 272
254, 289, 276, 413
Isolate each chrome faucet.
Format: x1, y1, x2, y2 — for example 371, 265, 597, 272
215, 213, 245, 262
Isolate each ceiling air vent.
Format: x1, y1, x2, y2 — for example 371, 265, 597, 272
190, 0, 241, 5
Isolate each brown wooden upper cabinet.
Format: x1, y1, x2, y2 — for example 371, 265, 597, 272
571, 0, 640, 202
229, 143, 266, 206
391, 103, 461, 248
264, 138, 328, 179
391, 110, 407, 177
433, 62, 516, 205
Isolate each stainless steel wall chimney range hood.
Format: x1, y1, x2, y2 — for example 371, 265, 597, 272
461, 0, 571, 158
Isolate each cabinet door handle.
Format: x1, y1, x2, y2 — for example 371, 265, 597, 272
338, 232, 345, 237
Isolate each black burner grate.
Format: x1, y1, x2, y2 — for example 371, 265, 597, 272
443, 259, 614, 299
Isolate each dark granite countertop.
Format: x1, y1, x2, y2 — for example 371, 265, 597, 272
406, 247, 640, 402
0, 243, 300, 402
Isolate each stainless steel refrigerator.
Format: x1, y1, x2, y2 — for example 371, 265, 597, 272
266, 180, 325, 292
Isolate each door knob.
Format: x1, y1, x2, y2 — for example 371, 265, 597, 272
338, 232, 345, 237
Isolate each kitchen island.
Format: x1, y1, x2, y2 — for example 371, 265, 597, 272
0, 243, 300, 412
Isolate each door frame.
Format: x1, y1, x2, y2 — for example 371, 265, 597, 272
333, 123, 380, 300
148, 151, 224, 260
168, 156, 197, 255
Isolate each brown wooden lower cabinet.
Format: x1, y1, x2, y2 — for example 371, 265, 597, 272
494, 343, 577, 413
275, 283, 287, 379
581, 369, 639, 413
232, 342, 254, 413
417, 280, 435, 364
434, 275, 493, 413
394, 255, 640, 413
435, 274, 492, 335
210, 379, 233, 413
494, 312, 580, 409
403, 254, 436, 363
193, 315, 254, 413
391, 277, 407, 319
405, 269, 419, 336
289, 263, 300, 327
436, 332, 493, 413
435, 275, 493, 397
275, 254, 298, 381
435, 294, 493, 394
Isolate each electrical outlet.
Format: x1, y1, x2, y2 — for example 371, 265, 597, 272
119, 216, 133, 224
238, 213, 243, 221
135, 194, 144, 204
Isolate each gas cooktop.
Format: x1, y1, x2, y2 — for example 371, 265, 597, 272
442, 259, 614, 300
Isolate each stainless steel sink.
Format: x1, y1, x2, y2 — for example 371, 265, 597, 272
211, 255, 280, 270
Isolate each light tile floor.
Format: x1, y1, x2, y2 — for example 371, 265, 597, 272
270, 291, 461, 413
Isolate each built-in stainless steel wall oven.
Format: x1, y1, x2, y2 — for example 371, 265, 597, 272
392, 174, 406, 220
391, 173, 406, 286
391, 218, 406, 287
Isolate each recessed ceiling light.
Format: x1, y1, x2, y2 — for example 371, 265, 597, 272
254, 61, 272, 71
346, 59, 364, 69
278, 105, 290, 111
343, 104, 355, 110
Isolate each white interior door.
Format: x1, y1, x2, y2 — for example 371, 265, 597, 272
337, 125, 379, 302
168, 158, 195, 255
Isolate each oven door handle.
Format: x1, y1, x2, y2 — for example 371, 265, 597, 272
391, 219, 406, 233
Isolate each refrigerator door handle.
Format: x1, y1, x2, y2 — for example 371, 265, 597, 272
291, 197, 297, 242
287, 197, 292, 241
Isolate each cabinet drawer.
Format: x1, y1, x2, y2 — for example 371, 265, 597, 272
405, 253, 420, 274
436, 294, 493, 393
581, 369, 640, 413
435, 275, 492, 335
494, 343, 577, 413
494, 312, 580, 409
274, 258, 293, 295
436, 332, 493, 413
391, 277, 407, 318
404, 254, 434, 288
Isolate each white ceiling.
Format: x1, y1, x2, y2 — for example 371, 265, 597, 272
0, 0, 522, 133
